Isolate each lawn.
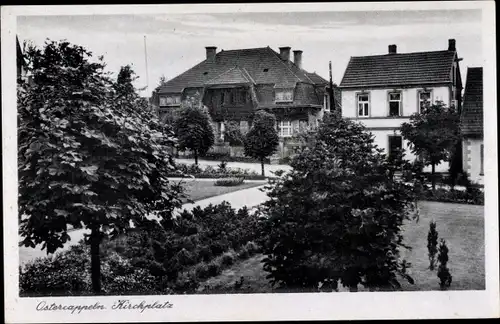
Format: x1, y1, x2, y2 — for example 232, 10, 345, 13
179, 179, 264, 203
199, 201, 485, 293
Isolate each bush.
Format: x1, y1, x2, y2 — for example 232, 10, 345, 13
259, 113, 417, 291
437, 239, 452, 290
20, 245, 91, 296
427, 221, 439, 270
214, 177, 244, 186
221, 251, 236, 267
420, 187, 484, 205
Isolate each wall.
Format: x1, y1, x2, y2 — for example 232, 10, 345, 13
341, 86, 451, 119
462, 137, 484, 185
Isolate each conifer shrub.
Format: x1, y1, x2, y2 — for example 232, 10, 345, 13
427, 221, 439, 270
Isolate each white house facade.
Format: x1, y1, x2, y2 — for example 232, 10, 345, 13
339, 40, 463, 172
460, 67, 484, 185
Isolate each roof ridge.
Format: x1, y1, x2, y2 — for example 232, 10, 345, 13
350, 49, 453, 59
205, 66, 238, 84
241, 67, 256, 84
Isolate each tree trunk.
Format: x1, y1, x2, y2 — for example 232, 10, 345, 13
431, 163, 436, 192
194, 150, 198, 165
90, 226, 102, 294
261, 157, 265, 177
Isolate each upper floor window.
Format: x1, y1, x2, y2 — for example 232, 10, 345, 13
357, 93, 370, 117
159, 94, 181, 107
221, 89, 247, 106
277, 120, 292, 137
388, 92, 402, 116
418, 90, 432, 112
480, 144, 484, 176
275, 89, 294, 103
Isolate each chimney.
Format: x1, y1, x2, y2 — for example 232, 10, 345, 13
279, 46, 291, 61
448, 39, 456, 51
293, 50, 303, 69
205, 46, 217, 62
388, 44, 397, 54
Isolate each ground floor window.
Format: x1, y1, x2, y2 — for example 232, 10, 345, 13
388, 135, 403, 158
278, 120, 292, 137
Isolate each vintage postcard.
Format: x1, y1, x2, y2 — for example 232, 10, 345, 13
2, 2, 499, 322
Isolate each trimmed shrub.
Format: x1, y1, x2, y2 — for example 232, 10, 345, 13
427, 221, 439, 270
214, 177, 245, 186
421, 187, 484, 205
437, 239, 452, 290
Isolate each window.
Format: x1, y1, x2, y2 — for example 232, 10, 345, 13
324, 94, 330, 111
278, 120, 292, 137
159, 95, 181, 107
275, 89, 294, 103
357, 93, 370, 117
388, 135, 403, 158
418, 91, 432, 112
388, 92, 401, 116
480, 144, 484, 175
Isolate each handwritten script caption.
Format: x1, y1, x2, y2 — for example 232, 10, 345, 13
36, 300, 173, 314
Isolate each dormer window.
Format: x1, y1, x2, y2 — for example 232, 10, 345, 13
275, 89, 294, 103
159, 94, 182, 107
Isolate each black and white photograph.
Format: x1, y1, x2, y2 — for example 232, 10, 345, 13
2, 2, 498, 322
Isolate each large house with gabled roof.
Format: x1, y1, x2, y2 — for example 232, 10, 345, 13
461, 67, 484, 184
339, 39, 463, 171
151, 46, 340, 158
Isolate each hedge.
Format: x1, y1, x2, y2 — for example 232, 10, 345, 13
20, 202, 266, 296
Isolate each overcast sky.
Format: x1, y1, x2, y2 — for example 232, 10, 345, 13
17, 9, 483, 97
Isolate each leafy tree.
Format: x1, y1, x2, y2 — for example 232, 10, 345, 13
259, 113, 417, 292
18, 40, 184, 294
427, 221, 439, 270
223, 121, 244, 147
437, 239, 452, 289
174, 101, 215, 165
400, 102, 461, 191
244, 110, 279, 176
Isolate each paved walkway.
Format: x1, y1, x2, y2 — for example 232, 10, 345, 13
175, 158, 292, 176
19, 184, 271, 266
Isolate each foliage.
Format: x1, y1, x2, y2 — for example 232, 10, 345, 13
104, 202, 263, 293
214, 177, 245, 187
244, 110, 279, 176
400, 102, 461, 190
174, 104, 215, 165
259, 113, 417, 292
17, 40, 183, 293
427, 221, 439, 270
437, 239, 452, 289
169, 163, 266, 180
19, 244, 159, 296
420, 187, 484, 205
217, 160, 228, 172
224, 121, 245, 146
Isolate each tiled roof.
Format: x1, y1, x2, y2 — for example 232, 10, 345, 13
306, 72, 328, 85
339, 50, 456, 88
461, 67, 483, 137
158, 47, 320, 93
205, 66, 254, 85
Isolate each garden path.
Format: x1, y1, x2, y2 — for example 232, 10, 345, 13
19, 184, 270, 266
